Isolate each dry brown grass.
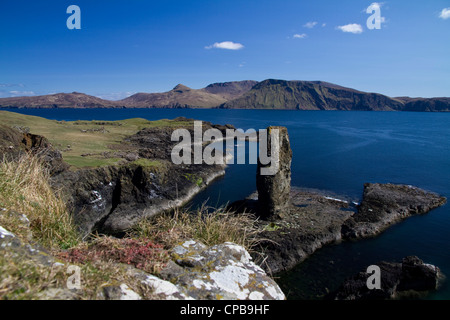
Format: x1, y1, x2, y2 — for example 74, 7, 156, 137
130, 205, 263, 253
0, 154, 80, 250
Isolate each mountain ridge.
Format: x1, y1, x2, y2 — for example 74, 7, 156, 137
0, 79, 448, 112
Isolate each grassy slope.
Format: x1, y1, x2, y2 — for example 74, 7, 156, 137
0, 111, 191, 168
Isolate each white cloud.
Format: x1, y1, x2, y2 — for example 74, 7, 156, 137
0, 83, 25, 88
439, 8, 450, 20
337, 23, 364, 34
205, 41, 244, 50
303, 21, 318, 29
8, 90, 35, 97
322, 23, 327, 27
293, 33, 307, 39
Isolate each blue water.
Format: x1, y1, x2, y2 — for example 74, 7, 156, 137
4, 108, 450, 300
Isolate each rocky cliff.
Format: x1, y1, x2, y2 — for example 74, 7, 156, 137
51, 120, 234, 236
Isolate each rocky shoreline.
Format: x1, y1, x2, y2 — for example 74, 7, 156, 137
1, 117, 447, 300
328, 256, 444, 300
233, 185, 446, 275
230, 126, 447, 275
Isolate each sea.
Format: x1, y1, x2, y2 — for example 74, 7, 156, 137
4, 107, 450, 300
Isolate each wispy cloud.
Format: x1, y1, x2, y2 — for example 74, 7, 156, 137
293, 33, 307, 39
439, 8, 450, 20
303, 21, 318, 29
337, 23, 363, 34
0, 83, 25, 88
205, 41, 244, 50
8, 90, 35, 97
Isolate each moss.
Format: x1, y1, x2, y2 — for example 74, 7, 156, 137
183, 173, 203, 187
263, 222, 281, 232
131, 158, 163, 168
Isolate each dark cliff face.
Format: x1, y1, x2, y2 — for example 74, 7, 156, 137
220, 79, 405, 111
50, 120, 233, 236
0, 124, 68, 175
400, 97, 450, 112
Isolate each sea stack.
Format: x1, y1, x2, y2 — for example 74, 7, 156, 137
256, 126, 292, 219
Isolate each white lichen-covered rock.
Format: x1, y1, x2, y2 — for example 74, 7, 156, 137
162, 240, 286, 300
100, 283, 143, 300
128, 268, 195, 300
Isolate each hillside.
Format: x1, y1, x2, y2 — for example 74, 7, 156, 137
119, 84, 227, 108
119, 80, 257, 108
0, 92, 119, 109
219, 79, 405, 111
395, 97, 450, 112
0, 79, 448, 111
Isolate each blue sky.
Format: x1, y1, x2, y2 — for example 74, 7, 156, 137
1, 0, 449, 99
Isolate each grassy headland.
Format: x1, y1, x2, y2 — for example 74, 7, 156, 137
0, 110, 193, 168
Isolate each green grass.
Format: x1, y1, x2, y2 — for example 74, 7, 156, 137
0, 111, 194, 169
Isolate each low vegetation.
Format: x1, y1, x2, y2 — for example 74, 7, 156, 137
0, 111, 194, 168
0, 152, 263, 299
0, 154, 80, 250
130, 205, 262, 253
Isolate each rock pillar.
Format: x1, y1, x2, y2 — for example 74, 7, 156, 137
256, 126, 292, 219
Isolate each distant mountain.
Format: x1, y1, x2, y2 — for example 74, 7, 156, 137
0, 92, 118, 109
119, 81, 258, 108
219, 79, 405, 111
119, 84, 226, 108
203, 80, 258, 100
0, 79, 448, 111
395, 97, 450, 112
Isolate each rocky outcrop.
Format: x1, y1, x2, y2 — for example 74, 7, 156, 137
244, 189, 356, 274
1, 223, 285, 300
329, 256, 443, 300
157, 240, 285, 300
54, 162, 225, 236
51, 120, 235, 236
251, 184, 446, 275
0, 124, 68, 175
95, 240, 286, 300
341, 183, 447, 239
256, 126, 292, 220
232, 128, 447, 275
